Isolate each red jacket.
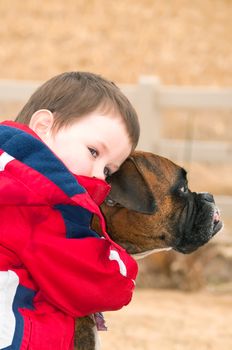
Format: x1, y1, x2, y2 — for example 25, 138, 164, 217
0, 121, 138, 350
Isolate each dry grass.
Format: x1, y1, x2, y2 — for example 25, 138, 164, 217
100, 289, 232, 350
0, 0, 232, 86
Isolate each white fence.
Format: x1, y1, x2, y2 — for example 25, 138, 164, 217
0, 77, 231, 221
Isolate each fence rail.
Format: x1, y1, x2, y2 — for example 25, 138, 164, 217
120, 76, 232, 161
0, 79, 41, 101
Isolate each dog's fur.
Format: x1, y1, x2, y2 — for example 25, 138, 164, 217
74, 151, 222, 350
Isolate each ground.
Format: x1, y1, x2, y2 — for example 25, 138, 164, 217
100, 289, 232, 350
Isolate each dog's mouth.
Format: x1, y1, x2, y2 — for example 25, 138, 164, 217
173, 204, 223, 254
212, 208, 223, 235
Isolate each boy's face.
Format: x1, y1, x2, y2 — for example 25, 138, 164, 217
41, 112, 132, 180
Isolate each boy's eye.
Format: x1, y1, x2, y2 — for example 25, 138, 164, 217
88, 147, 98, 158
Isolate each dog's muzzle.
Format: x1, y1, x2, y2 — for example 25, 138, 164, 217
173, 192, 223, 254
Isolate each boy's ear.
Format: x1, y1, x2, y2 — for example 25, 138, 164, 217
29, 109, 54, 139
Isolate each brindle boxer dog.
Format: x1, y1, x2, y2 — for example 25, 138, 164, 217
74, 151, 223, 350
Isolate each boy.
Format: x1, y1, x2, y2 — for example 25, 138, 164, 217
0, 72, 140, 349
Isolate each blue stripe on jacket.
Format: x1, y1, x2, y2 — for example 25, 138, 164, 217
55, 204, 99, 238
3, 285, 36, 350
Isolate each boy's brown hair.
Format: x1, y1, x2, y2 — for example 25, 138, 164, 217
15, 72, 140, 151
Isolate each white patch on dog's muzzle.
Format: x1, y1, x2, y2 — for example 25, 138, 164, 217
132, 247, 172, 260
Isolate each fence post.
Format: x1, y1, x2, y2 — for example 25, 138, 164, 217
136, 76, 161, 152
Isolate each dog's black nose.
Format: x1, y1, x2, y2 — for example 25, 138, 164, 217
199, 192, 215, 203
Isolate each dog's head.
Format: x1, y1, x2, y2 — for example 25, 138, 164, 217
100, 151, 222, 256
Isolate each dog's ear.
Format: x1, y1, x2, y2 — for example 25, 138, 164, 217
105, 156, 156, 214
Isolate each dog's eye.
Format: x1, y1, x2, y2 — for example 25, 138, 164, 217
105, 197, 117, 206
179, 185, 188, 194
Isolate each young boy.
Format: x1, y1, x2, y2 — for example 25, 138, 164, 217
0, 72, 140, 349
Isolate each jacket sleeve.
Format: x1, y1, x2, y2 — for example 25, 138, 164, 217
0, 181, 137, 317
19, 234, 137, 317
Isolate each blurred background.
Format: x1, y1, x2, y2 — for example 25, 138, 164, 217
0, 1, 231, 349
